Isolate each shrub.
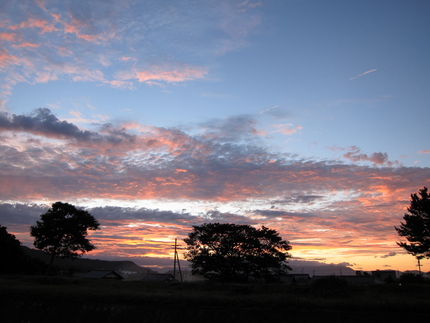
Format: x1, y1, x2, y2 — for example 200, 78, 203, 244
398, 273, 427, 285
311, 275, 350, 297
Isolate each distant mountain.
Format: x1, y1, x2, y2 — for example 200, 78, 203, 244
21, 246, 158, 275
288, 260, 356, 276
23, 247, 417, 279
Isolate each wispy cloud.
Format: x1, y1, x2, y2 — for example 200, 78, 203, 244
328, 145, 400, 167
380, 251, 397, 258
0, 0, 264, 104
134, 65, 208, 84
259, 105, 278, 114
349, 69, 377, 80
271, 123, 303, 135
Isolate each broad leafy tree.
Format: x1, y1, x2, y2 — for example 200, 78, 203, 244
395, 187, 430, 273
30, 202, 100, 274
184, 223, 292, 282
0, 225, 26, 274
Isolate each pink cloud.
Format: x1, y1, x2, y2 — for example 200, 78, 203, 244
329, 146, 400, 167
0, 32, 16, 42
11, 42, 40, 48
34, 72, 58, 83
0, 51, 19, 69
134, 65, 208, 83
1, 110, 427, 207
271, 123, 303, 135
342, 146, 399, 166
419, 150, 430, 154
9, 18, 58, 34
77, 34, 102, 42
107, 80, 134, 89
1, 110, 429, 271
57, 14, 107, 43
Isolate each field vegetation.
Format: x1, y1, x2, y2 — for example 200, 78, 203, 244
1, 275, 429, 310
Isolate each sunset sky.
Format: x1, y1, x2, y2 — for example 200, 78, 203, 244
1, 0, 430, 273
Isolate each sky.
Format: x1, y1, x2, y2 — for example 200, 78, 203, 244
1, 0, 430, 273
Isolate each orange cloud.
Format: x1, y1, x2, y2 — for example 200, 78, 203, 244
11, 42, 40, 48
0, 51, 19, 68
134, 65, 208, 83
0, 32, 16, 42
59, 15, 106, 43
9, 18, 58, 34
1, 111, 429, 272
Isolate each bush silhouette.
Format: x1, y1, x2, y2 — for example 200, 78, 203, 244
311, 275, 350, 297
398, 273, 427, 284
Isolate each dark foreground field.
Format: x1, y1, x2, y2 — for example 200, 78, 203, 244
1, 276, 429, 323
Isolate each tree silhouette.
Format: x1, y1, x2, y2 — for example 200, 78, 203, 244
30, 202, 100, 275
395, 187, 430, 273
0, 225, 26, 274
184, 223, 292, 282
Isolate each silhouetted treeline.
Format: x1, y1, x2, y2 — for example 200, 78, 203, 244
0, 225, 46, 275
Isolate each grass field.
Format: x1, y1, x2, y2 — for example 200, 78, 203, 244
1, 275, 429, 322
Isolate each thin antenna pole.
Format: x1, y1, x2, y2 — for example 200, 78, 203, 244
176, 247, 183, 283
173, 238, 177, 279
173, 238, 183, 283
417, 256, 422, 275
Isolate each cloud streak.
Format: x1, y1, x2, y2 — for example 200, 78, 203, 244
349, 69, 377, 80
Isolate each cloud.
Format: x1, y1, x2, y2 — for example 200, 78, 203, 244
8, 18, 58, 34
332, 146, 400, 167
198, 115, 265, 141
1, 109, 429, 266
380, 251, 397, 258
0, 32, 16, 41
349, 69, 377, 80
419, 150, 430, 154
259, 105, 291, 119
259, 105, 278, 114
11, 42, 40, 48
1, 110, 428, 205
0, 108, 136, 145
270, 195, 324, 205
0, 0, 264, 102
271, 123, 303, 135
132, 65, 208, 84
251, 209, 318, 219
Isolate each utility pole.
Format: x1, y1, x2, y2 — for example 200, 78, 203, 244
173, 239, 183, 283
417, 256, 424, 275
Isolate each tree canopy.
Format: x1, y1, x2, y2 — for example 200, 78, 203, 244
184, 223, 292, 282
0, 225, 26, 274
395, 187, 430, 269
30, 202, 100, 273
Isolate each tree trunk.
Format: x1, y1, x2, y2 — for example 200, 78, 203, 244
45, 253, 56, 276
